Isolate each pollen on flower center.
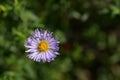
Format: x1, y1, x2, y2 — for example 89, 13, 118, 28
38, 41, 49, 52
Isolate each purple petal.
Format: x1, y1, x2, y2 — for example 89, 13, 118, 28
47, 50, 56, 58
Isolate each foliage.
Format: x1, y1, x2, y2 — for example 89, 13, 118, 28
0, 0, 120, 80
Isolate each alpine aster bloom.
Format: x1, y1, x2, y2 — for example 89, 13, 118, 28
24, 29, 59, 62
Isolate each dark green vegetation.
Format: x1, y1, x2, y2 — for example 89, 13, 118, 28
0, 0, 120, 80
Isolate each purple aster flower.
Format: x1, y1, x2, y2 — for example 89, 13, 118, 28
24, 29, 59, 62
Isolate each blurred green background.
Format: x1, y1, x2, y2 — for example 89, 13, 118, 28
0, 0, 120, 80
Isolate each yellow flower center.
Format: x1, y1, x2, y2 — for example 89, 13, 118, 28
38, 41, 49, 52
